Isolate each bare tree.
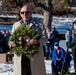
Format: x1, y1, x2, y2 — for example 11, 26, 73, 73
32, 0, 52, 29
52, 0, 70, 15
2, 0, 53, 29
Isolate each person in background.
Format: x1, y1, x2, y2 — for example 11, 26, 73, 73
72, 21, 76, 42
52, 42, 65, 75
69, 21, 76, 75
45, 27, 54, 59
64, 49, 72, 73
0, 30, 10, 53
9, 3, 47, 75
0, 32, 3, 52
69, 41, 76, 75
52, 27, 60, 43
3, 30, 10, 45
65, 29, 71, 51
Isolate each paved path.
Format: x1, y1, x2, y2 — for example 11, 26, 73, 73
59, 40, 67, 51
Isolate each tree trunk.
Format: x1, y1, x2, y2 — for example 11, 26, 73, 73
43, 10, 52, 30
43, 0, 52, 30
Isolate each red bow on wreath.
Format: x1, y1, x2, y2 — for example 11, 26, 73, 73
22, 37, 27, 46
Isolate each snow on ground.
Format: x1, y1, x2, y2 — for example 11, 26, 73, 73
0, 60, 52, 75
32, 14, 75, 34
44, 60, 52, 74
69, 58, 75, 73
0, 63, 13, 75
0, 59, 74, 75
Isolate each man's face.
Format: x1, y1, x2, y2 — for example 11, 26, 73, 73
54, 46, 59, 49
20, 5, 32, 21
67, 30, 70, 33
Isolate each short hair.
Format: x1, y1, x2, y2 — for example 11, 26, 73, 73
73, 21, 76, 25
20, 3, 32, 12
67, 29, 70, 31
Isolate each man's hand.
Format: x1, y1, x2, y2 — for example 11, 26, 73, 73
9, 41, 16, 48
30, 39, 39, 45
68, 48, 72, 53
56, 58, 61, 62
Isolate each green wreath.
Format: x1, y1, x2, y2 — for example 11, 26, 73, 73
9, 24, 40, 58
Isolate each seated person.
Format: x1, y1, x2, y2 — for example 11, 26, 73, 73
64, 50, 72, 73
51, 42, 65, 75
